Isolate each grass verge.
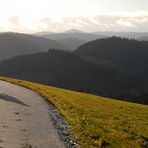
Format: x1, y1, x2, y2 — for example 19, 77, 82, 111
0, 77, 148, 148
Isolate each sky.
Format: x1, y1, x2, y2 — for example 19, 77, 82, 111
0, 0, 148, 33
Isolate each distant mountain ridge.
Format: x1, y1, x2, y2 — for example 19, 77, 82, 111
35, 30, 148, 40
56, 38, 85, 50
37, 32, 107, 41
0, 32, 67, 61
35, 31, 108, 50
92, 31, 148, 39
64, 29, 84, 33
138, 36, 148, 41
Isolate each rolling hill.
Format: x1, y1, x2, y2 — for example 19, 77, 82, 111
75, 37, 148, 84
35, 31, 108, 50
0, 49, 145, 104
37, 32, 108, 42
0, 32, 66, 61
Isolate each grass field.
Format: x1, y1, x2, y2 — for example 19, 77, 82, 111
0, 77, 148, 148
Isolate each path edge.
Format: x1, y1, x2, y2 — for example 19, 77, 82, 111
0, 80, 79, 148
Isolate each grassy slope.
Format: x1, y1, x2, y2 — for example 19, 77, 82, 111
0, 77, 148, 148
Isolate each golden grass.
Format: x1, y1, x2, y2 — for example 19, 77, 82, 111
0, 77, 148, 148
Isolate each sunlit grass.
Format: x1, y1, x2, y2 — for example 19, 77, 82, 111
0, 77, 148, 148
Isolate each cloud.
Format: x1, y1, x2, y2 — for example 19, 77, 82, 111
9, 16, 20, 25
36, 15, 148, 32
1, 13, 148, 33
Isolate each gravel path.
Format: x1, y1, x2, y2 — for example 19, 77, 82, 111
0, 80, 65, 148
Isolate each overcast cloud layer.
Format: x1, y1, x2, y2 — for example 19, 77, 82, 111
0, 13, 147, 33
0, 0, 148, 33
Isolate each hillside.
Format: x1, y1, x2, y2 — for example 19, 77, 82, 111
56, 38, 85, 50
37, 32, 107, 42
0, 77, 148, 148
0, 49, 146, 104
16, 32, 67, 49
0, 32, 66, 61
138, 36, 148, 41
94, 32, 148, 39
75, 37, 148, 83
